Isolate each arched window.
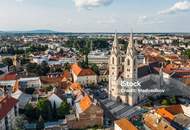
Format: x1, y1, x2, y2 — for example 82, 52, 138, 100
112, 57, 114, 64
134, 59, 136, 65
127, 59, 130, 65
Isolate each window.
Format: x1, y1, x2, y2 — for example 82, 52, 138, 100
134, 59, 136, 65
112, 57, 114, 64
127, 59, 130, 65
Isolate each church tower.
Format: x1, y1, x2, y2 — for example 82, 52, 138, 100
124, 32, 137, 80
109, 33, 122, 100
124, 31, 138, 106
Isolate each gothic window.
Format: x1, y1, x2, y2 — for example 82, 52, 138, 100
134, 59, 136, 65
127, 59, 130, 65
122, 57, 125, 62
112, 57, 114, 64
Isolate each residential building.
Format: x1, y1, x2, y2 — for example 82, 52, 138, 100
71, 64, 97, 85
0, 95, 18, 130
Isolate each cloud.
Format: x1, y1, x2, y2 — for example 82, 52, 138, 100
73, 0, 114, 10
137, 15, 164, 25
15, 0, 24, 2
159, 1, 190, 15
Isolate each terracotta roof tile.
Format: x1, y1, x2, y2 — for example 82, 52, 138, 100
79, 95, 92, 112
0, 95, 18, 120
0, 72, 17, 81
115, 118, 138, 130
156, 108, 175, 121
71, 64, 96, 76
70, 82, 82, 91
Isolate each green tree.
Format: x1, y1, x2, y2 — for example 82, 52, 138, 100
91, 64, 100, 75
14, 115, 27, 130
63, 62, 70, 70
36, 115, 45, 130
39, 61, 50, 76
161, 99, 171, 106
2, 57, 13, 66
53, 101, 57, 119
57, 100, 70, 119
36, 99, 52, 121
24, 103, 37, 122
170, 96, 176, 104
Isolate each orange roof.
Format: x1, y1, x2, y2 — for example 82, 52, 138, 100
0, 72, 17, 81
79, 95, 92, 112
71, 64, 82, 76
115, 118, 138, 130
62, 70, 71, 80
71, 64, 96, 76
70, 82, 82, 90
156, 108, 175, 121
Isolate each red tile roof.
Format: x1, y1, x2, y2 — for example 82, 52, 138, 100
115, 118, 138, 130
0, 95, 18, 120
71, 64, 96, 76
79, 95, 92, 112
70, 82, 82, 91
0, 72, 17, 81
156, 108, 175, 121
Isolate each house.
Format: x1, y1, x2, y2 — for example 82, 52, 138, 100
114, 118, 138, 130
0, 63, 8, 74
143, 111, 176, 130
156, 105, 190, 130
67, 95, 103, 129
0, 95, 19, 130
12, 90, 32, 109
19, 77, 41, 90
48, 93, 63, 108
71, 64, 97, 85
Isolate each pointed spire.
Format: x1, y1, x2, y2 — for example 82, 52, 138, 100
113, 31, 118, 47
111, 30, 120, 54
128, 30, 134, 49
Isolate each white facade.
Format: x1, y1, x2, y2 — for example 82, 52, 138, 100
72, 72, 97, 85
109, 32, 138, 106
19, 77, 41, 89
48, 93, 63, 108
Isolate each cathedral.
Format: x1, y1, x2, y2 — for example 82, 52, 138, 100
109, 32, 138, 106
108, 32, 190, 106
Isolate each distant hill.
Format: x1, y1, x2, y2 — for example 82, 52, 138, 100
0, 29, 59, 34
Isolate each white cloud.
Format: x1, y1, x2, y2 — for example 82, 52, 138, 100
159, 1, 190, 15
73, 0, 114, 10
137, 15, 164, 25
15, 0, 24, 2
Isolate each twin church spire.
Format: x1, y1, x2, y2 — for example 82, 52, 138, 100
111, 31, 135, 56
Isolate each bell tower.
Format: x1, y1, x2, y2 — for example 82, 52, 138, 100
109, 32, 122, 100
124, 31, 137, 80
124, 31, 138, 106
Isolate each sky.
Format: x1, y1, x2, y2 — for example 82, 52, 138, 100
0, 0, 190, 32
